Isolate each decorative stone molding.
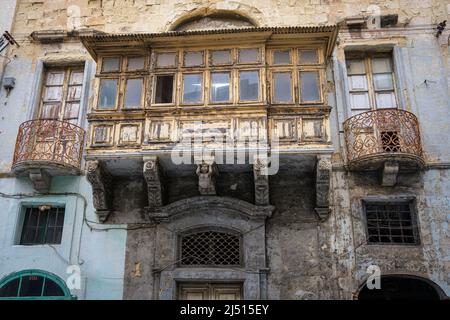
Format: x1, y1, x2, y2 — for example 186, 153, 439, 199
143, 156, 166, 208
253, 155, 270, 206
86, 160, 112, 223
196, 160, 218, 195
146, 196, 274, 222
315, 155, 332, 220
29, 169, 51, 193
381, 161, 399, 187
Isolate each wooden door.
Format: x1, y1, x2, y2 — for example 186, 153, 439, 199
178, 282, 242, 300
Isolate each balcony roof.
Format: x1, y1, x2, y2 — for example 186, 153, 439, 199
79, 25, 339, 60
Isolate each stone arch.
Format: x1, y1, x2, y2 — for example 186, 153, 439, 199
149, 196, 272, 300
149, 196, 273, 222
166, 5, 261, 32
357, 274, 447, 300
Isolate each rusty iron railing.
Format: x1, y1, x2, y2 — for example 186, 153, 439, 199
13, 119, 85, 171
343, 109, 423, 166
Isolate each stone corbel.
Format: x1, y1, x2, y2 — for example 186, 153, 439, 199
86, 160, 113, 223
143, 156, 166, 209
195, 157, 218, 196
315, 155, 332, 220
253, 155, 270, 206
29, 169, 51, 193
381, 161, 399, 187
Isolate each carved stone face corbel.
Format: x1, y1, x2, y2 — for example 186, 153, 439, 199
315, 154, 332, 220
86, 160, 113, 223
143, 156, 166, 209
196, 160, 218, 195
253, 155, 270, 206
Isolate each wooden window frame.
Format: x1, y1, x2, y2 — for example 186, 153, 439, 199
39, 66, 85, 123
153, 51, 178, 69
95, 55, 148, 112
299, 69, 324, 104
183, 50, 206, 68
237, 47, 261, 65
271, 49, 293, 66
151, 72, 177, 107
270, 70, 295, 104
209, 70, 233, 105
180, 71, 205, 105
345, 52, 398, 112
208, 49, 234, 66
238, 68, 262, 104
268, 46, 325, 105
122, 76, 146, 110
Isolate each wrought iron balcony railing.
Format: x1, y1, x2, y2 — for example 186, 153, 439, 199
343, 109, 423, 169
12, 119, 85, 172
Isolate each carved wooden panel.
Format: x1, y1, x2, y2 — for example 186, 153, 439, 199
118, 123, 142, 146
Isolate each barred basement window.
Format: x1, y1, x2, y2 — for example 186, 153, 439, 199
180, 230, 242, 266
364, 201, 419, 245
19, 206, 65, 245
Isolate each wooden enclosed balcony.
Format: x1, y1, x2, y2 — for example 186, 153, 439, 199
343, 109, 424, 171
12, 120, 85, 190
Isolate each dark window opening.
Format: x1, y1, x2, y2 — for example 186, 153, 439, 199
180, 230, 241, 266
155, 75, 174, 104
20, 207, 65, 245
381, 131, 401, 152
365, 202, 419, 244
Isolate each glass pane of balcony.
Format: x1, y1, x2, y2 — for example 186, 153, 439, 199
183, 74, 203, 103
98, 79, 118, 109
127, 57, 145, 71
238, 48, 259, 63
156, 53, 177, 68
185, 52, 203, 67
273, 72, 292, 102
299, 49, 318, 64
211, 72, 230, 103
300, 71, 320, 102
102, 57, 120, 72
273, 50, 291, 64
239, 71, 259, 101
124, 78, 143, 109
211, 50, 231, 65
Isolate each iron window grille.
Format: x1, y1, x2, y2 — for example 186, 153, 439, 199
364, 201, 420, 245
19, 206, 65, 245
179, 230, 242, 267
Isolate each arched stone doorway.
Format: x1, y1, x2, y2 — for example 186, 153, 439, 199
358, 275, 446, 300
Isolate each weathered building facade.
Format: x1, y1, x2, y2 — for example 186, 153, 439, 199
0, 0, 449, 300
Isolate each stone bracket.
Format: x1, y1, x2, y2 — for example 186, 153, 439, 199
86, 160, 113, 223
315, 155, 332, 220
253, 155, 270, 206
29, 169, 51, 193
143, 156, 166, 209
195, 158, 218, 196
381, 161, 399, 187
